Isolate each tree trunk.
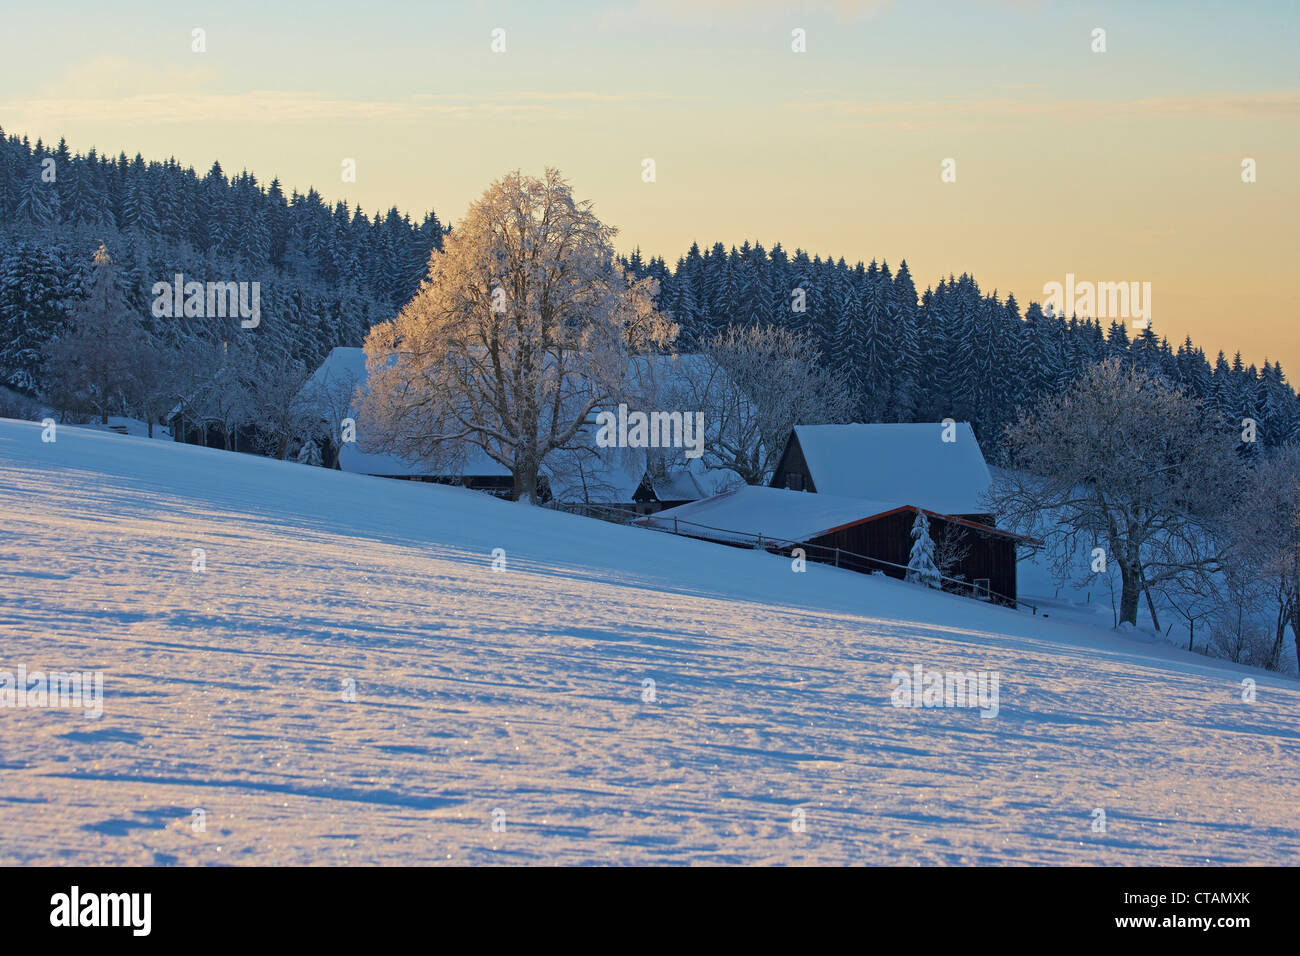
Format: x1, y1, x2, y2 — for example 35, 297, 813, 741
1143, 585, 1161, 633
512, 463, 539, 503
1118, 563, 1141, 626
1289, 609, 1300, 675
1269, 606, 1287, 671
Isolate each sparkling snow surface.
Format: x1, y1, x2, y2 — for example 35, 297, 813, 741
1, 419, 1297, 865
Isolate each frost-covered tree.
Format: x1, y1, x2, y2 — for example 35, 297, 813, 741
249, 352, 313, 460
124, 342, 181, 437
187, 337, 257, 451
992, 358, 1241, 627
906, 511, 942, 589
361, 169, 675, 502
300, 362, 361, 469
1223, 445, 1300, 671
672, 323, 853, 486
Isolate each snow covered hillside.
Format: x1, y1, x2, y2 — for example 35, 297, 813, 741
1, 418, 1297, 865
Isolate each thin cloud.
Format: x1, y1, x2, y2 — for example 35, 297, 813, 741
1, 89, 694, 126
792, 91, 1300, 127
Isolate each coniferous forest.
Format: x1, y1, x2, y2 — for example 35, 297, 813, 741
0, 129, 444, 397
619, 245, 1300, 461
2, 129, 1295, 462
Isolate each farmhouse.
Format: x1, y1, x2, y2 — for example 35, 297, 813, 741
641, 423, 1031, 607
302, 347, 737, 512
296, 347, 516, 492
770, 422, 992, 518
632, 464, 740, 513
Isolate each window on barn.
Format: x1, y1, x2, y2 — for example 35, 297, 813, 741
787, 473, 804, 491
973, 578, 990, 600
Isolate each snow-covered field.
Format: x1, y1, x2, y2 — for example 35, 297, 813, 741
1, 418, 1297, 865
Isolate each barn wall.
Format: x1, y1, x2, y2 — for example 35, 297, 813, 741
769, 434, 815, 492
805, 509, 1018, 606
806, 510, 916, 576
951, 527, 1017, 605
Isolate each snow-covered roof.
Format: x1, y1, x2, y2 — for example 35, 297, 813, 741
302, 347, 510, 478
787, 422, 992, 515
545, 440, 646, 504
638, 485, 904, 545
300, 345, 366, 398
302, 347, 733, 500
649, 458, 743, 502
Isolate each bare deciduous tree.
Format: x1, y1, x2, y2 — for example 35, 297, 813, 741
933, 520, 972, 581
361, 169, 675, 502
990, 358, 1241, 627
249, 352, 313, 460
1222, 445, 1300, 671
1206, 568, 1273, 667
669, 324, 853, 486
300, 363, 361, 469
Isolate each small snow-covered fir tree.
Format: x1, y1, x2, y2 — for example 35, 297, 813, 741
905, 511, 942, 589
296, 439, 323, 467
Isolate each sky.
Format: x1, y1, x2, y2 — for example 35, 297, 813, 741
2, 0, 1296, 371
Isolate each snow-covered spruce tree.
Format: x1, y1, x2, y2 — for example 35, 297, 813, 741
991, 358, 1241, 627
42, 243, 147, 424
0, 239, 73, 393
296, 438, 323, 467
906, 511, 942, 589
15, 163, 59, 229
889, 260, 922, 423
360, 169, 675, 503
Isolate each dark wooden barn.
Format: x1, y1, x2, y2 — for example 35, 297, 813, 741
798, 506, 1021, 605
640, 488, 1028, 607
770, 422, 995, 520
